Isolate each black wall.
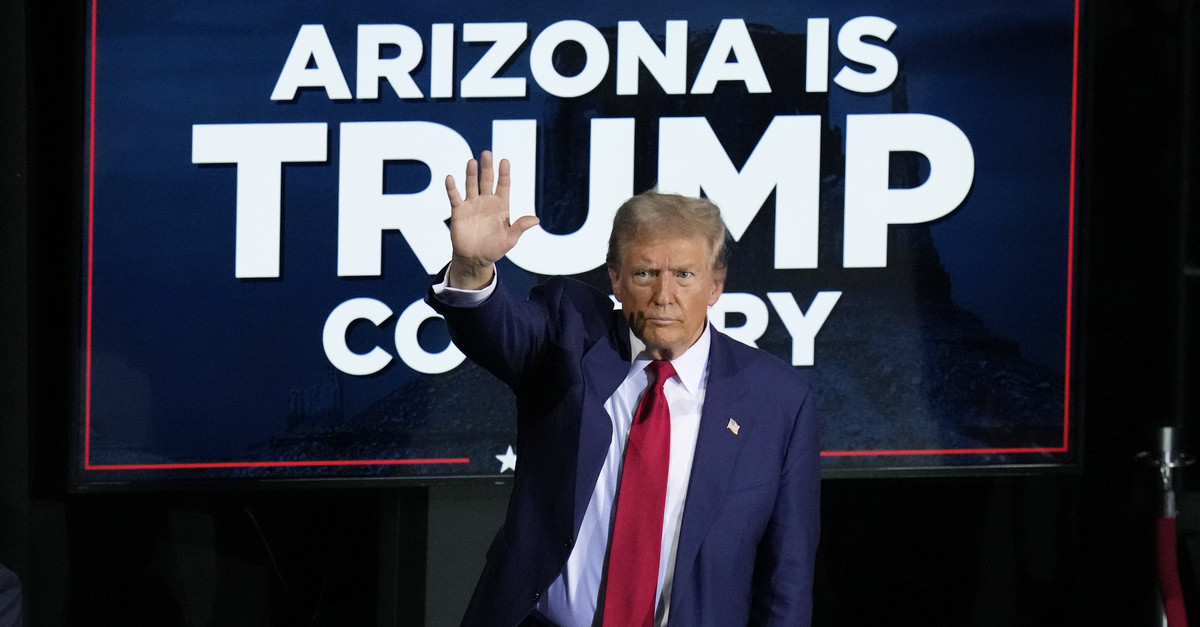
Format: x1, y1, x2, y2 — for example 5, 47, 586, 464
3, 0, 1198, 625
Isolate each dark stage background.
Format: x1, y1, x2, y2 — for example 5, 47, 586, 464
2, 0, 1199, 625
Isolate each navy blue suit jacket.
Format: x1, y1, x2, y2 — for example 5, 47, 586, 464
428, 272, 820, 627
0, 563, 23, 627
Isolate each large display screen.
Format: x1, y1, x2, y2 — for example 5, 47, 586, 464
75, 0, 1082, 487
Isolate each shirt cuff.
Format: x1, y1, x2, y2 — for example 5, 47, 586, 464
431, 263, 497, 307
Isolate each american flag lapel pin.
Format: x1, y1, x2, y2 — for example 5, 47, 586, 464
726, 418, 740, 435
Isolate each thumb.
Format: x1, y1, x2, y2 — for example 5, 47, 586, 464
511, 215, 541, 235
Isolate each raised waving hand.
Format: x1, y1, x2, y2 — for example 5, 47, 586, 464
445, 151, 540, 289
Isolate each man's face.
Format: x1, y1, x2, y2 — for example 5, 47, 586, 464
608, 234, 725, 361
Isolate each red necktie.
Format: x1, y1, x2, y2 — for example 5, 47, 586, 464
602, 359, 676, 627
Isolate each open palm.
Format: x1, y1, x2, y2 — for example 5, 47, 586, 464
445, 151, 539, 288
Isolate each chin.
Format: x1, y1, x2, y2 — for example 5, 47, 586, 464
642, 333, 681, 352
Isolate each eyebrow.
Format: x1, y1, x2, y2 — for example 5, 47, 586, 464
628, 264, 699, 274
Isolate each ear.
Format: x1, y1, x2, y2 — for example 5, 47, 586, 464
707, 267, 726, 307
608, 266, 623, 302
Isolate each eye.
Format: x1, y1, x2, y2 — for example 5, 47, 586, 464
676, 271, 694, 279
634, 270, 651, 278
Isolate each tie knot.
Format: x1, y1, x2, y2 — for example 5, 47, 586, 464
647, 360, 677, 389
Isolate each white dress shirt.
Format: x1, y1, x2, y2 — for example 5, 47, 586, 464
432, 268, 710, 627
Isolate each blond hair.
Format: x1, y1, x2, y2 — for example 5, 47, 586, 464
606, 191, 730, 272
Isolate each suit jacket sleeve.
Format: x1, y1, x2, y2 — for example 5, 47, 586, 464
0, 563, 23, 627
751, 384, 820, 626
426, 265, 554, 393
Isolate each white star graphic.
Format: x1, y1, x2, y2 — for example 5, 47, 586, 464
495, 445, 517, 473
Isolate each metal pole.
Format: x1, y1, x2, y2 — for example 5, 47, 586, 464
1141, 426, 1192, 627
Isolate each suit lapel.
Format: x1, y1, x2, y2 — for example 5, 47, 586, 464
671, 329, 750, 581
573, 310, 632, 532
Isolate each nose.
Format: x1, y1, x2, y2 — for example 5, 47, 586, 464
651, 274, 675, 305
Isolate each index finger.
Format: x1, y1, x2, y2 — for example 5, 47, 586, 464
495, 158, 511, 199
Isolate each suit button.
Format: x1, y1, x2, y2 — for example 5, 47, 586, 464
533, 592, 541, 601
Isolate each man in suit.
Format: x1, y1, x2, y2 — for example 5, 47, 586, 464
428, 152, 819, 626
0, 562, 23, 627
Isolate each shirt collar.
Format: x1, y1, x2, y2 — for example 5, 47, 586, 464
628, 322, 711, 396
